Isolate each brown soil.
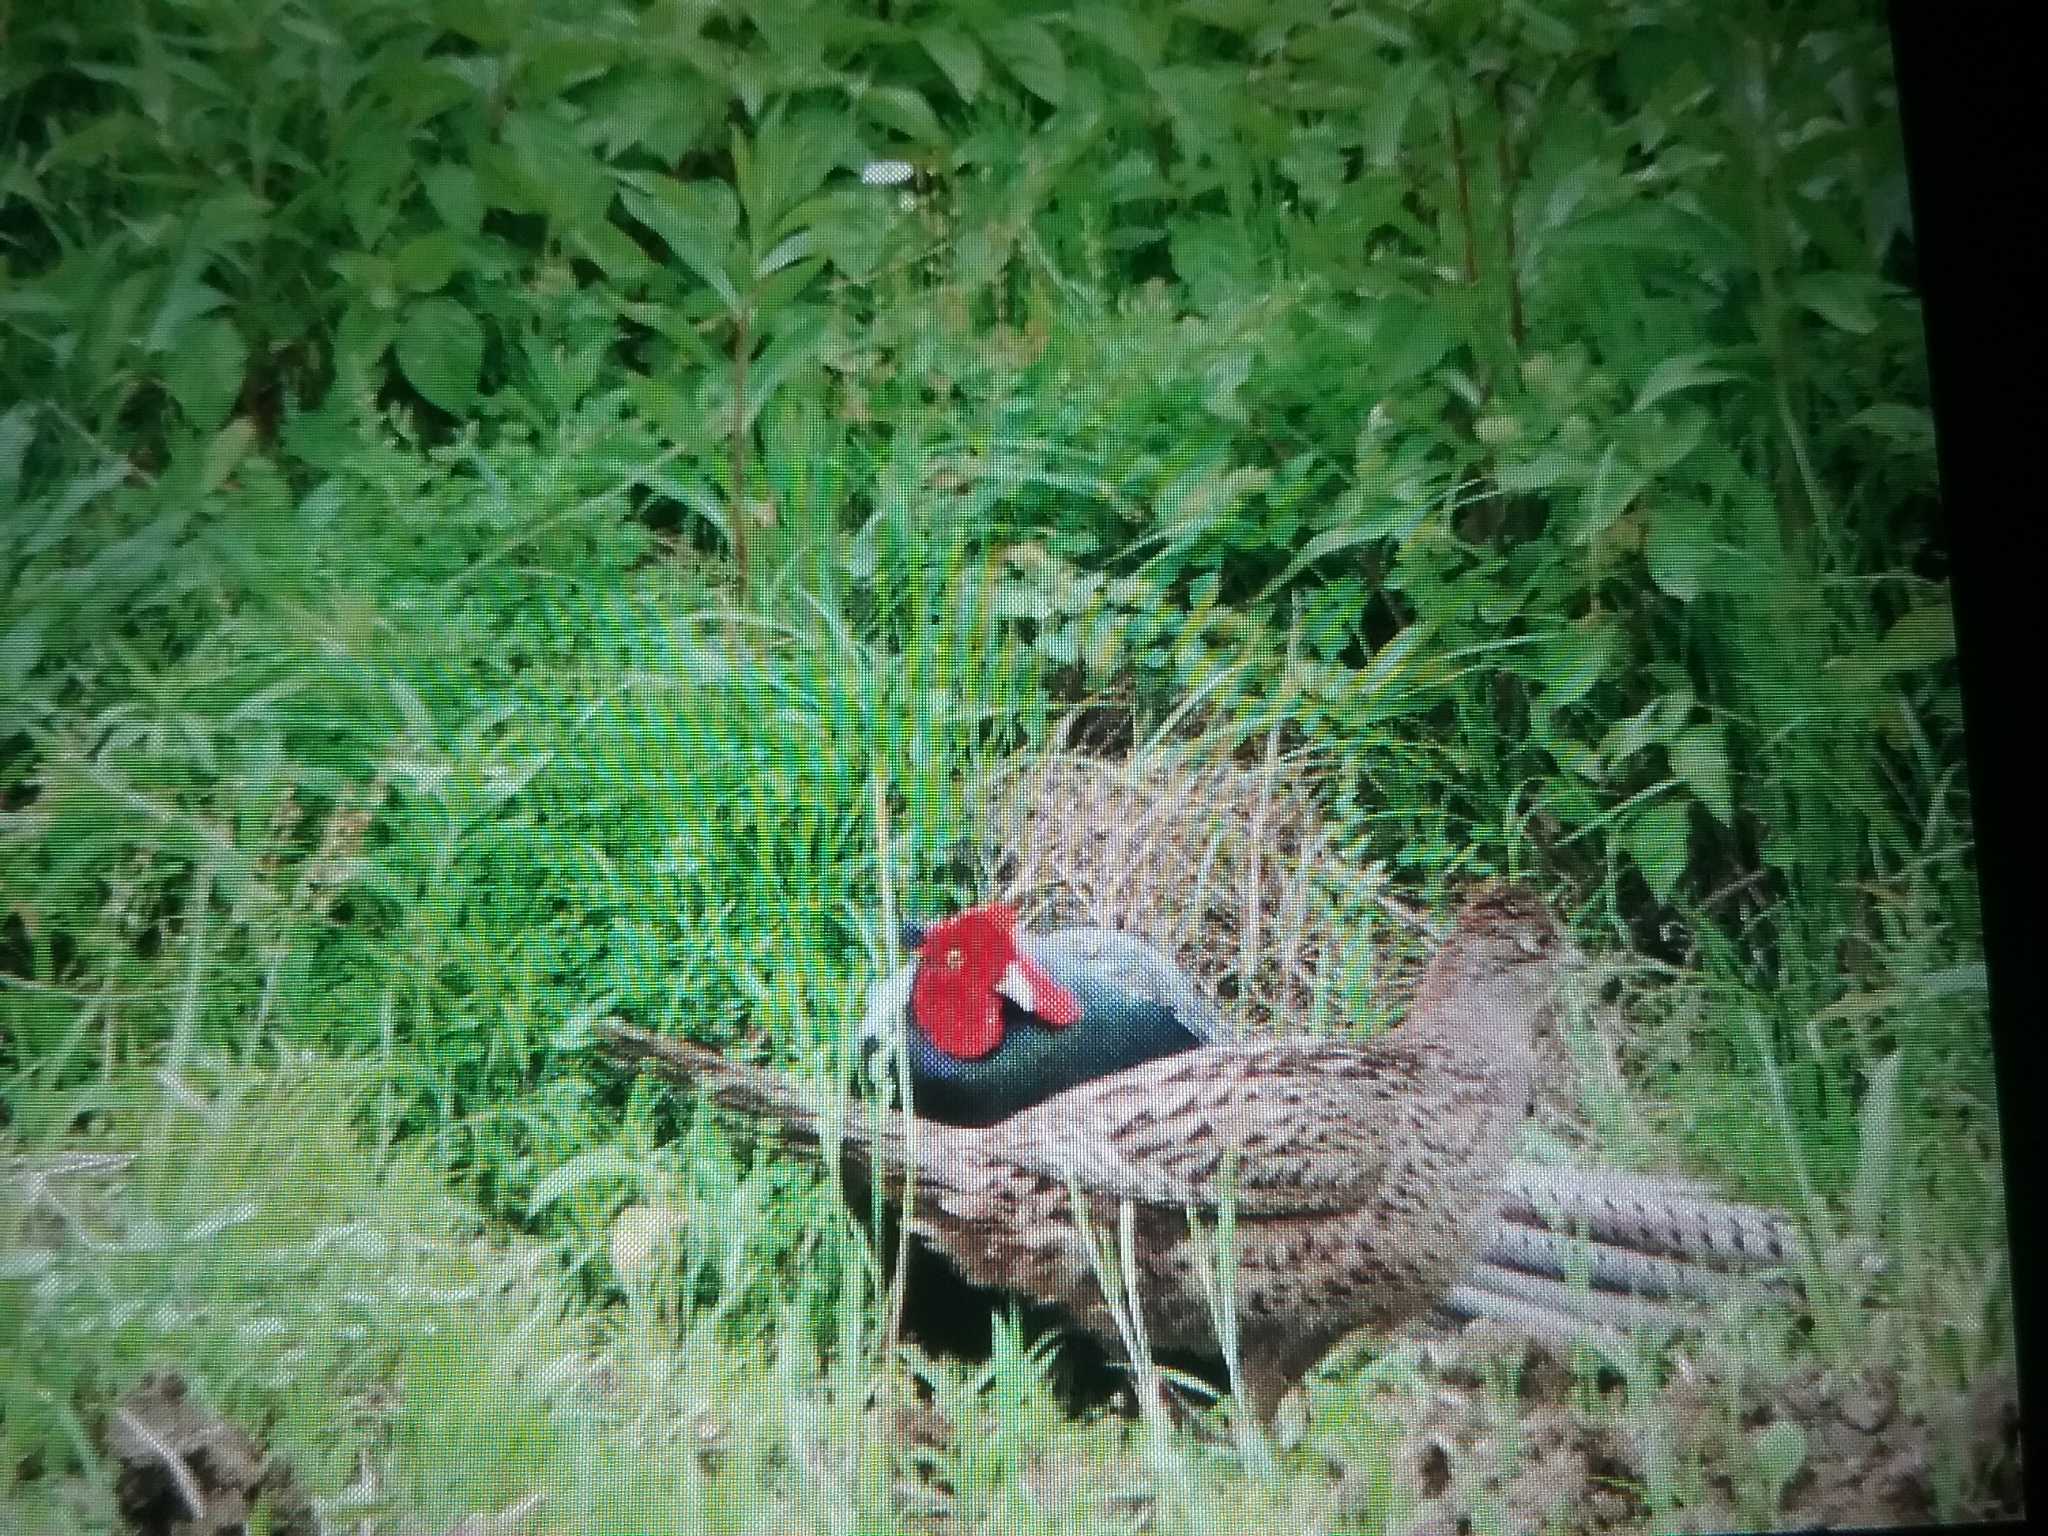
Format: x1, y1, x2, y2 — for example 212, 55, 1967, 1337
107, 1371, 316, 1536
1376, 1327, 2023, 1533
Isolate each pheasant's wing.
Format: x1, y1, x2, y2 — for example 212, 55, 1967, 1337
987, 1039, 1430, 1217
1024, 927, 1233, 1042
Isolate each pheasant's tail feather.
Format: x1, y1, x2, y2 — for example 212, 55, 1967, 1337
599, 1022, 832, 1144
1499, 1162, 1805, 1270
1474, 1224, 1786, 1305
1453, 1161, 1811, 1343
598, 1022, 937, 1188
1441, 1270, 1695, 1344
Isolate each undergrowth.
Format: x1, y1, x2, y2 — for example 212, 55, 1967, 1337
0, 0, 2007, 1530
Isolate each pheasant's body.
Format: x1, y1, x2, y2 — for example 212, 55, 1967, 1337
913, 1037, 1534, 1412
606, 887, 1557, 1418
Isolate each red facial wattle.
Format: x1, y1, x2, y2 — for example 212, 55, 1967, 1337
908, 905, 1082, 1060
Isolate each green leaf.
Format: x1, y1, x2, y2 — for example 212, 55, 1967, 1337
1532, 624, 1614, 713
1494, 451, 1578, 494
1360, 295, 1454, 387
1272, 523, 1385, 590
621, 181, 742, 312
422, 163, 483, 232
199, 419, 257, 494
0, 403, 35, 503
1599, 691, 1692, 774
1851, 1050, 1903, 1239
1626, 798, 1691, 902
1847, 402, 1935, 456
395, 296, 483, 413
161, 317, 246, 430
393, 231, 467, 292
528, 1145, 644, 1216
1793, 271, 1880, 335
1872, 603, 1955, 673
1168, 215, 1253, 312
1669, 725, 1733, 825
861, 85, 946, 146
1646, 499, 1713, 601
922, 28, 985, 102
145, 277, 230, 355
1576, 445, 1647, 539
335, 301, 397, 389
0, 616, 45, 686
1631, 406, 1710, 474
983, 20, 1066, 105
1634, 349, 1735, 412
1754, 1420, 1809, 1494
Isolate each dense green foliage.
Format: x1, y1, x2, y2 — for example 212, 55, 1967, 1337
1, 0, 2000, 1530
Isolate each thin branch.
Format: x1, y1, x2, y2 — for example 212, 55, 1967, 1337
1492, 75, 1525, 350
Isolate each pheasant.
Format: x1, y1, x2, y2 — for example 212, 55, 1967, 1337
605, 885, 1577, 1420
857, 902, 1804, 1338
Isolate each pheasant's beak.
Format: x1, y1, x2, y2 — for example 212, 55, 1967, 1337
995, 960, 1037, 1014
996, 956, 1082, 1027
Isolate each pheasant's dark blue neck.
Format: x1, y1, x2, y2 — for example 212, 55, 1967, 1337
904, 963, 1208, 1127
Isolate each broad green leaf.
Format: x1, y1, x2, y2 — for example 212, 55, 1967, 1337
0, 403, 33, 502
1359, 59, 1427, 165
1626, 798, 1691, 902
1646, 499, 1714, 601
1495, 452, 1578, 494
393, 231, 467, 292
1272, 522, 1387, 590
862, 85, 946, 145
1532, 624, 1614, 713
1872, 603, 1955, 672
1669, 725, 1733, 825
1755, 1421, 1808, 1494
161, 317, 246, 430
1847, 402, 1935, 455
395, 296, 483, 413
1635, 349, 1735, 412
621, 182, 742, 312
421, 163, 483, 232
983, 20, 1066, 105
1361, 295, 1454, 387
334, 301, 397, 388
1793, 271, 1880, 335
1576, 444, 1647, 539
144, 276, 230, 355
0, 616, 45, 685
1599, 692, 1692, 773
1631, 406, 1710, 474
922, 28, 984, 101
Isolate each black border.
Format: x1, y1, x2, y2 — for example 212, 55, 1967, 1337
1893, 6, 2041, 1532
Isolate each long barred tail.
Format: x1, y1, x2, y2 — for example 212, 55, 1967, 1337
600, 1022, 843, 1147
1451, 1160, 1812, 1341
1497, 1161, 1805, 1270
598, 1022, 929, 1188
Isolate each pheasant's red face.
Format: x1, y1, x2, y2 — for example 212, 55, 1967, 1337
908, 904, 1082, 1060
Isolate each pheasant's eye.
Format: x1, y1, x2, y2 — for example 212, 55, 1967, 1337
945, 947, 965, 970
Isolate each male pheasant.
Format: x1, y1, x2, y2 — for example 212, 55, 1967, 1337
604, 885, 1569, 1419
